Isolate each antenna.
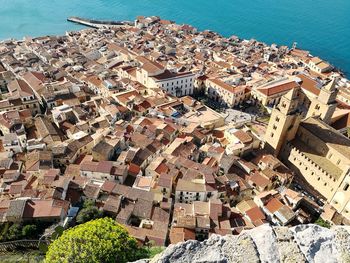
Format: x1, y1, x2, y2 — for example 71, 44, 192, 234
292, 42, 297, 50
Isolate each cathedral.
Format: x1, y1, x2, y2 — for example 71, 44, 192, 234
265, 78, 350, 221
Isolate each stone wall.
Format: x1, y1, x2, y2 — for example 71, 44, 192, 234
132, 224, 350, 263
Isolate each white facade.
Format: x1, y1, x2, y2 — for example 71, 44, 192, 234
155, 74, 195, 97
175, 189, 207, 204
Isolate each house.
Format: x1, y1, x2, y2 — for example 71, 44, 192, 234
307, 57, 333, 74
1, 133, 23, 153
175, 179, 208, 204
25, 150, 53, 173
135, 56, 194, 97
252, 78, 300, 107
6, 198, 69, 223
92, 140, 115, 161
254, 191, 296, 226
205, 78, 246, 107
80, 160, 128, 184
169, 227, 196, 244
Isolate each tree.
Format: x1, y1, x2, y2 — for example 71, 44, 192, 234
6, 223, 22, 240
22, 224, 37, 238
76, 202, 103, 224
45, 218, 145, 263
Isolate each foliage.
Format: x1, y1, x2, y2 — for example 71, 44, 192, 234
45, 218, 145, 263
145, 246, 165, 258
6, 223, 22, 241
0, 250, 44, 263
82, 199, 95, 209
0, 222, 11, 241
315, 217, 331, 228
21, 224, 37, 238
0, 221, 49, 241
76, 201, 103, 224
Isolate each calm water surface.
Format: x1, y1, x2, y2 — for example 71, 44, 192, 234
0, 0, 349, 75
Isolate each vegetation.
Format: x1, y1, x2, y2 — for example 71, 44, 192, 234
315, 217, 331, 228
0, 250, 44, 263
0, 222, 45, 241
76, 200, 103, 224
45, 218, 147, 263
145, 246, 165, 258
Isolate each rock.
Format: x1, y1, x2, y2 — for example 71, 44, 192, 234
131, 224, 350, 263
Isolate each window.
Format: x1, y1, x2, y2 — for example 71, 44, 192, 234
273, 125, 277, 130
270, 133, 274, 138
344, 183, 349, 191
337, 159, 341, 165
275, 117, 280, 122
315, 104, 320, 110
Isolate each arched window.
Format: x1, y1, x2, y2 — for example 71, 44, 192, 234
344, 183, 349, 191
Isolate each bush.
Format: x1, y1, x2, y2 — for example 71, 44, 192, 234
146, 246, 165, 258
76, 200, 103, 224
21, 224, 37, 238
0, 222, 11, 241
45, 218, 145, 263
6, 223, 22, 241
315, 217, 331, 228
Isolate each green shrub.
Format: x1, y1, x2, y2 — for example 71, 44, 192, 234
21, 224, 37, 238
315, 217, 331, 228
45, 218, 145, 263
6, 223, 22, 241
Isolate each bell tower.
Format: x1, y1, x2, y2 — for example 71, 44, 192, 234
306, 78, 338, 124
265, 88, 302, 156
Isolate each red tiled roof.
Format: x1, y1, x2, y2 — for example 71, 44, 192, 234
155, 163, 169, 174
257, 80, 299, 96
245, 206, 265, 222
297, 74, 320, 96
22, 199, 68, 219
265, 198, 284, 214
128, 163, 140, 176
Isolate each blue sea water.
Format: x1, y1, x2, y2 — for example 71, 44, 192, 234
0, 0, 349, 75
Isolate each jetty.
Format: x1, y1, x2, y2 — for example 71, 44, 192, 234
67, 17, 132, 29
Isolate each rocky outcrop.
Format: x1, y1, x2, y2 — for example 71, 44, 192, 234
132, 224, 350, 263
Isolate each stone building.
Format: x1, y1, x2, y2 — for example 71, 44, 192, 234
264, 80, 350, 220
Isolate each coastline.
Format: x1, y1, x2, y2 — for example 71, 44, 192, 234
1, 16, 347, 78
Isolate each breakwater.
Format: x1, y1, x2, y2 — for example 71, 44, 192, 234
67, 17, 132, 29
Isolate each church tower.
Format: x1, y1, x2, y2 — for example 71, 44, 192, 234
306, 78, 338, 124
265, 88, 302, 156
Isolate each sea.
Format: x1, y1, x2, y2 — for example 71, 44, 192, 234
0, 0, 349, 75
